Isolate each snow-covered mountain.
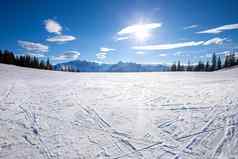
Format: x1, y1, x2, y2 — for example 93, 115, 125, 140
1, 63, 238, 159
54, 60, 169, 72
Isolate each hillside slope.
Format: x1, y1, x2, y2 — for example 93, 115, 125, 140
0, 64, 238, 159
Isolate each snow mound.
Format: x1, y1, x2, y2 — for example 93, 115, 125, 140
0, 64, 238, 159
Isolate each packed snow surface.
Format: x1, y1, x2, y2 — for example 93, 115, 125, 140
0, 63, 238, 159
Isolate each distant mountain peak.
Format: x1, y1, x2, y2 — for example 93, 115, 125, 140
54, 60, 168, 72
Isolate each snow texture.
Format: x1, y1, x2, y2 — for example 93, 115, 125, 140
0, 63, 238, 159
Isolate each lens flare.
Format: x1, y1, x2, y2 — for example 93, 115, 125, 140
132, 24, 151, 41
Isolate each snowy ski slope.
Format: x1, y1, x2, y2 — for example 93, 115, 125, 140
0, 63, 238, 159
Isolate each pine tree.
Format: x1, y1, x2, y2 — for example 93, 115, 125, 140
186, 61, 193, 71
205, 61, 210, 71
171, 63, 177, 71
39, 60, 45, 69
230, 53, 236, 66
180, 64, 185, 71
211, 53, 217, 71
0, 50, 2, 63
224, 55, 229, 68
33, 57, 39, 68
46, 58, 52, 70
177, 61, 181, 71
217, 56, 222, 70
194, 61, 205, 71
200, 61, 205, 71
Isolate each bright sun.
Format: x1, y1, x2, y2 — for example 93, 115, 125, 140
133, 25, 150, 42
135, 30, 150, 41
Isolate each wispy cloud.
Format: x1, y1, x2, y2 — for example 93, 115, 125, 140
18, 40, 48, 53
197, 23, 238, 34
203, 37, 227, 45
118, 23, 162, 35
54, 51, 80, 60
116, 23, 161, 41
183, 24, 198, 30
44, 19, 62, 34
96, 52, 107, 59
100, 47, 115, 52
132, 37, 228, 51
159, 54, 167, 57
116, 36, 129, 41
132, 41, 204, 51
44, 19, 76, 43
46, 35, 76, 43
96, 47, 115, 59
135, 51, 145, 55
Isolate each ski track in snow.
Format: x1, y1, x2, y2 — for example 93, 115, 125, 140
0, 64, 238, 159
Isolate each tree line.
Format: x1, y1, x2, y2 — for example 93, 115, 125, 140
170, 52, 238, 72
0, 50, 52, 70
1, 49, 237, 72
0, 49, 80, 72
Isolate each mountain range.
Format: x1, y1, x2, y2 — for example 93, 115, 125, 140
53, 60, 169, 72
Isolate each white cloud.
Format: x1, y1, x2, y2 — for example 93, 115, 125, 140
132, 37, 228, 51
46, 35, 76, 42
96, 47, 115, 59
197, 23, 238, 34
44, 19, 76, 44
118, 23, 162, 35
132, 41, 204, 51
203, 37, 226, 45
44, 19, 62, 34
117, 36, 129, 41
96, 52, 107, 59
100, 47, 115, 52
135, 51, 145, 55
55, 51, 80, 60
159, 54, 167, 57
18, 40, 48, 53
183, 24, 198, 30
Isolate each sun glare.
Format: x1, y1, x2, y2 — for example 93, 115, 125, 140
134, 30, 150, 41
133, 24, 151, 42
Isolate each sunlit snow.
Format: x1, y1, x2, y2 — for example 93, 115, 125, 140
0, 64, 238, 159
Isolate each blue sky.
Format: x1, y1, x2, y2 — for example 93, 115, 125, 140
0, 0, 238, 64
